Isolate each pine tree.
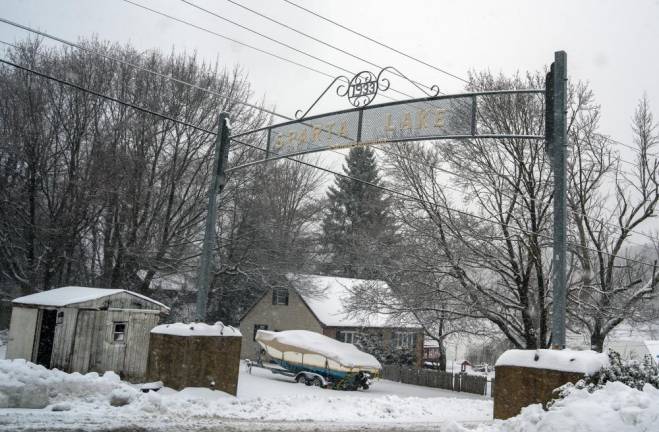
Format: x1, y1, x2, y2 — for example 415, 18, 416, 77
321, 147, 395, 278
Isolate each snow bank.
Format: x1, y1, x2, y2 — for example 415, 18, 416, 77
0, 358, 491, 428
495, 349, 609, 374
151, 321, 241, 337
0, 359, 136, 409
454, 381, 659, 432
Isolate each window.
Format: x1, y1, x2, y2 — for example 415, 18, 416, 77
338, 331, 359, 344
272, 288, 289, 305
394, 331, 416, 349
113, 322, 127, 343
56, 311, 64, 325
253, 324, 268, 341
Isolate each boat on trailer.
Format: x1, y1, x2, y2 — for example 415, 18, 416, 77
248, 329, 381, 390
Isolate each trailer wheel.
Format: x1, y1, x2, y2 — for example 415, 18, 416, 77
295, 374, 306, 384
311, 377, 323, 387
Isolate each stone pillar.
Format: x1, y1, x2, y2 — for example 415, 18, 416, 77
493, 365, 583, 419
493, 349, 608, 420
146, 323, 242, 395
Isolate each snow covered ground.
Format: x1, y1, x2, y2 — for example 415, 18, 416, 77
1, 357, 657, 431
458, 381, 659, 432
0, 359, 491, 431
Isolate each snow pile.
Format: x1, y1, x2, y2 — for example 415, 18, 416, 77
151, 321, 241, 337
0, 359, 137, 409
496, 349, 609, 374
0, 358, 492, 429
456, 381, 659, 432
256, 329, 381, 369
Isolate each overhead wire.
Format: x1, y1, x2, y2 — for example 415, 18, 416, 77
218, 0, 440, 94
1, 27, 652, 248
116, 1, 336, 81
0, 57, 216, 135
1, 29, 653, 250
231, 136, 659, 270
0, 17, 289, 120
280, 0, 470, 85
0, 54, 655, 269
1, 19, 655, 265
127, 0, 427, 104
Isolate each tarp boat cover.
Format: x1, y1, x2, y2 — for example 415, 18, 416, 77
255, 330, 381, 375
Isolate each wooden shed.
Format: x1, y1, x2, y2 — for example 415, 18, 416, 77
6, 286, 169, 382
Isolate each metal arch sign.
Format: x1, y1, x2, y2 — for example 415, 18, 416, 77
271, 96, 465, 153
228, 68, 545, 170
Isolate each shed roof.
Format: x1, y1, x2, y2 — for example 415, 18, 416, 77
290, 275, 419, 329
12, 286, 170, 311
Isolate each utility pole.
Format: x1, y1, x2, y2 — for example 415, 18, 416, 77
195, 112, 231, 322
547, 51, 568, 348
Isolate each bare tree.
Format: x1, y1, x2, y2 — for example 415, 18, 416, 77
380, 72, 659, 351
568, 93, 659, 351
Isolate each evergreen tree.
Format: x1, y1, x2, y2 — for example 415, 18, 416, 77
321, 147, 395, 278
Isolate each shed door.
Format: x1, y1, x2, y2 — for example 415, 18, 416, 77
70, 310, 97, 373
6, 307, 38, 360
34, 309, 57, 367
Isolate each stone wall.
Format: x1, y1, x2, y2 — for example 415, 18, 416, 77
147, 333, 242, 395
493, 365, 584, 419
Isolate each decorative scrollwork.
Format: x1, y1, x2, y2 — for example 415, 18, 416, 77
377, 66, 440, 97
294, 67, 440, 118
295, 75, 349, 119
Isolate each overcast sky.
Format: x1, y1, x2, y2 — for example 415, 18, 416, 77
1, 0, 658, 148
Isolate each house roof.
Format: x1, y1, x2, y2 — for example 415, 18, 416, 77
644, 340, 659, 363
290, 274, 419, 329
12, 286, 170, 311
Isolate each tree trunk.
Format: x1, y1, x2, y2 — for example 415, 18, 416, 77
590, 331, 606, 352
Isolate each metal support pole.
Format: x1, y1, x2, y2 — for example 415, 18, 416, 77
550, 51, 567, 348
195, 112, 231, 322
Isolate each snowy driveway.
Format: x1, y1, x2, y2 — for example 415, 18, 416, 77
0, 360, 492, 431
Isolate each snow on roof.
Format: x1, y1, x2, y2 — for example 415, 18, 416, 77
12, 286, 169, 311
290, 274, 418, 328
151, 322, 241, 337
495, 349, 609, 375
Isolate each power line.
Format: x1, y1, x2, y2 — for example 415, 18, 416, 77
2, 18, 646, 173
0, 37, 650, 258
280, 0, 470, 85
221, 0, 439, 94
230, 137, 659, 269
176, 0, 435, 102
1, 53, 653, 269
2, 27, 653, 253
372, 144, 658, 247
118, 0, 336, 81
0, 16, 289, 121
0, 57, 217, 135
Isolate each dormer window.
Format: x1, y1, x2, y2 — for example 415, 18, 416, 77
272, 288, 289, 305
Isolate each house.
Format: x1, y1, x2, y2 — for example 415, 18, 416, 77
424, 338, 441, 363
239, 275, 424, 366
6, 286, 170, 381
566, 321, 659, 362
